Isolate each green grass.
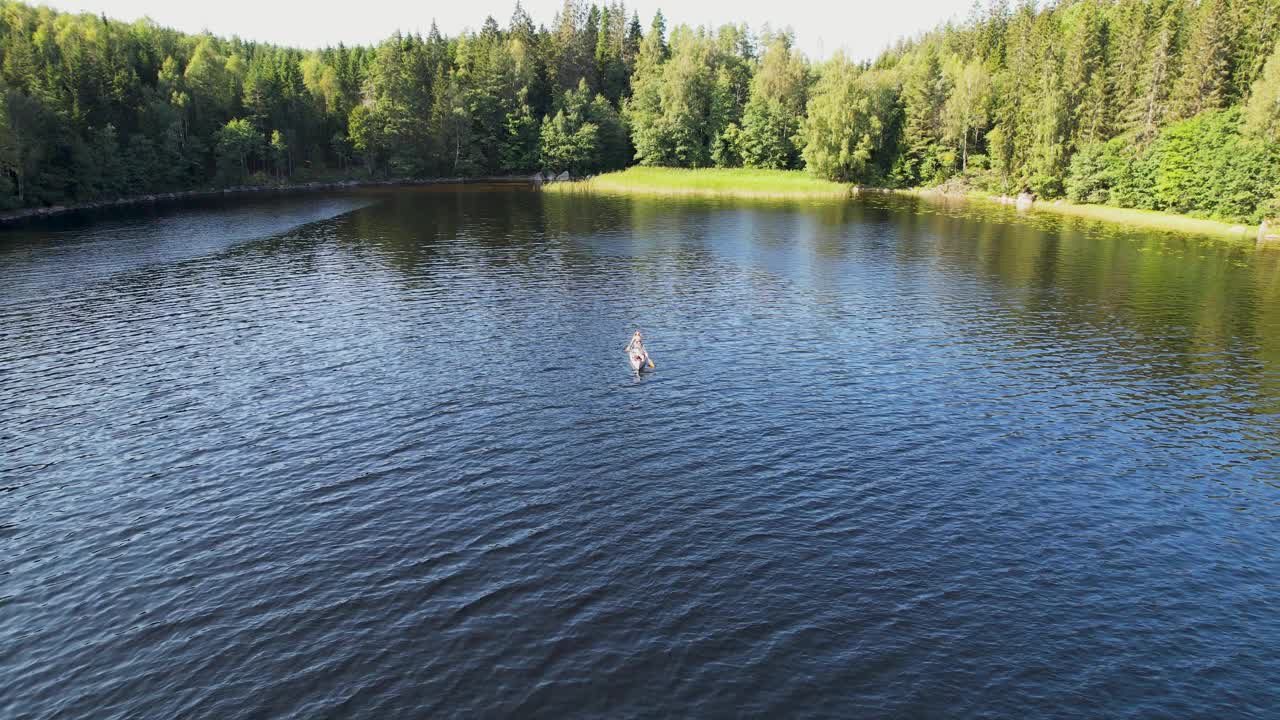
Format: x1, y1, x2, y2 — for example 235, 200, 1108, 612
546, 166, 1265, 241
545, 167, 854, 198
911, 187, 1262, 241
1019, 199, 1258, 240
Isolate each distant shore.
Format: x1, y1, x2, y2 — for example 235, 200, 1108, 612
550, 167, 1274, 243
8, 168, 1273, 244
0, 176, 536, 227
907, 187, 1265, 242
543, 167, 856, 199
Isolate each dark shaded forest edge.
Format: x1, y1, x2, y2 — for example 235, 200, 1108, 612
2, 0, 1280, 226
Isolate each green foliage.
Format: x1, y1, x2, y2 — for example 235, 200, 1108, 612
1062, 0, 1110, 150
1149, 108, 1279, 221
540, 111, 599, 175
942, 59, 992, 173
800, 58, 898, 184
269, 130, 289, 179
2, 0, 1280, 226
125, 133, 160, 194
431, 68, 474, 176
548, 166, 849, 196
626, 24, 754, 168
892, 45, 949, 186
712, 123, 743, 168
502, 90, 542, 172
87, 124, 126, 198
1170, 0, 1234, 120
538, 79, 625, 175
347, 105, 383, 175
1065, 137, 1131, 205
1245, 39, 1280, 143
1065, 109, 1280, 222
216, 118, 260, 183
0, 91, 18, 209
587, 93, 630, 171
2, 87, 63, 204
736, 34, 807, 170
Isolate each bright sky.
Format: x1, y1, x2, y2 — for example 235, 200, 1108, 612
34, 0, 975, 61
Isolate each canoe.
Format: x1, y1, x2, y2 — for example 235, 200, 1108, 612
629, 348, 657, 372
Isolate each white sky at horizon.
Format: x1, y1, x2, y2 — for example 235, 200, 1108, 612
32, 0, 975, 62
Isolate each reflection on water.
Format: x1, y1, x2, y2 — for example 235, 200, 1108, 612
2, 187, 1278, 719
1, 193, 375, 302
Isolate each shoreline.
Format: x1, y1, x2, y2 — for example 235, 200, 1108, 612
543, 167, 855, 199
548, 187, 854, 199
904, 187, 1267, 243
0, 176, 536, 226
546, 183, 855, 199
552, 168, 1275, 244
6, 168, 1273, 244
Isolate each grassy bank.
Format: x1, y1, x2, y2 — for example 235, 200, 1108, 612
549, 167, 1265, 242
545, 167, 854, 198
905, 188, 1261, 241
1008, 198, 1258, 240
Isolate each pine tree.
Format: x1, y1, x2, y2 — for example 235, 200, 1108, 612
987, 1, 1039, 191
1130, 3, 1182, 138
650, 11, 669, 61
893, 44, 949, 186
548, 0, 594, 97
1062, 0, 1110, 152
624, 11, 671, 165
0, 88, 18, 207
430, 68, 473, 175
737, 34, 808, 169
1171, 0, 1233, 120
625, 12, 644, 66
595, 4, 628, 105
1107, 0, 1153, 135
1245, 38, 1280, 142
1024, 10, 1070, 196
1230, 0, 1280, 101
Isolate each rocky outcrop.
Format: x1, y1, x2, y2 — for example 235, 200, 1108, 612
535, 171, 576, 186
990, 193, 1036, 210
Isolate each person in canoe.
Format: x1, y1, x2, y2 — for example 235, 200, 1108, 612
626, 330, 655, 371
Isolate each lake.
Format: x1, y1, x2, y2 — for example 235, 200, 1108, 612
2, 187, 1278, 718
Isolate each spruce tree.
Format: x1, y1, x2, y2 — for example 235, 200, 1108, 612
1130, 2, 1183, 138
1171, 0, 1233, 120
893, 44, 948, 186
1245, 39, 1280, 142
1063, 0, 1110, 151
737, 34, 808, 169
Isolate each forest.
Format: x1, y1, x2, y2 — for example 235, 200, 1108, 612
3, 0, 1280, 223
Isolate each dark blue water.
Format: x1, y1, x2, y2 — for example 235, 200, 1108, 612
3, 188, 1278, 718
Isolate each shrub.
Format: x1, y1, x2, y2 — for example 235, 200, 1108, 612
1063, 109, 1280, 222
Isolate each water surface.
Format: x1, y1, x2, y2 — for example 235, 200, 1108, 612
3, 188, 1278, 718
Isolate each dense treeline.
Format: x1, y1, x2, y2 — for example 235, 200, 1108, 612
813, 0, 1280, 223
3, 0, 1280, 223
0, 0, 642, 209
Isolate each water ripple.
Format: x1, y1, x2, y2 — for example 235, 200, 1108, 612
2, 189, 1279, 718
